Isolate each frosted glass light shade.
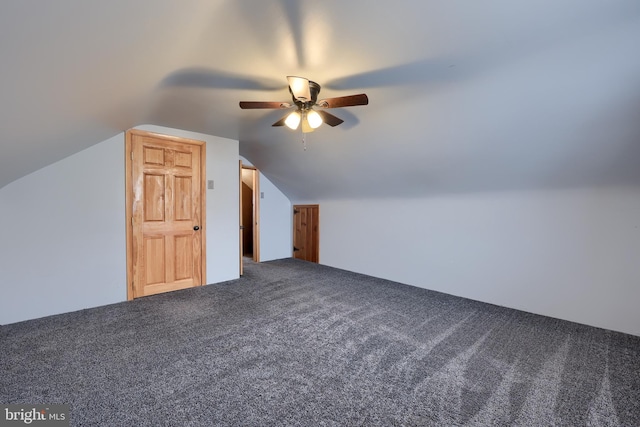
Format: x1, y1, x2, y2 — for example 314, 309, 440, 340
307, 110, 323, 129
287, 76, 311, 102
284, 111, 301, 129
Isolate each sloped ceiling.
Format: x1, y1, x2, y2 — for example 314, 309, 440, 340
1, 1, 639, 200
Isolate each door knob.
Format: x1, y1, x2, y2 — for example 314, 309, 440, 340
193, 225, 200, 231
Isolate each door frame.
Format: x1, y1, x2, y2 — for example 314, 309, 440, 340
239, 162, 260, 275
125, 129, 207, 300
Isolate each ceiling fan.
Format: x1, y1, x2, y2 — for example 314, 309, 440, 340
239, 76, 368, 133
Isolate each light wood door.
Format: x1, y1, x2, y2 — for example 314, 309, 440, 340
293, 205, 319, 263
126, 130, 206, 299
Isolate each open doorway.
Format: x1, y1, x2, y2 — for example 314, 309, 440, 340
239, 163, 260, 275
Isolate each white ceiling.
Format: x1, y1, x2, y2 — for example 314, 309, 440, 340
2, 0, 640, 199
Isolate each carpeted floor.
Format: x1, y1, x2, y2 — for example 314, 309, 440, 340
1, 258, 639, 426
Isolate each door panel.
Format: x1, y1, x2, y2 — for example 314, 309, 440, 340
144, 174, 165, 221
293, 205, 319, 263
144, 237, 165, 285
126, 130, 206, 299
144, 146, 164, 164
175, 176, 192, 220
174, 235, 194, 280
175, 151, 192, 168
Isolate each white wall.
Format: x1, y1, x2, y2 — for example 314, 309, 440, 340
240, 157, 292, 262
316, 187, 640, 336
0, 125, 240, 325
0, 134, 126, 324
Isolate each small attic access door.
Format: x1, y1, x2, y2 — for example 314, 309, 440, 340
293, 205, 319, 263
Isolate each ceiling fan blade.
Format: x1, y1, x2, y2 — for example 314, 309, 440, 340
272, 114, 289, 127
239, 101, 292, 109
316, 110, 344, 127
287, 76, 311, 102
316, 94, 369, 109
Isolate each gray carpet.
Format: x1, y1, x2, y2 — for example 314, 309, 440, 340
1, 258, 639, 426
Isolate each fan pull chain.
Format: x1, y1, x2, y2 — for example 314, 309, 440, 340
302, 132, 307, 151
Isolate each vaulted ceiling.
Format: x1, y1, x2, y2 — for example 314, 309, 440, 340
2, 1, 639, 199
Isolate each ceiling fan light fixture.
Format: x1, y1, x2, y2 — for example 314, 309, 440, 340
240, 76, 368, 132
284, 110, 301, 130
306, 110, 323, 129
287, 76, 311, 102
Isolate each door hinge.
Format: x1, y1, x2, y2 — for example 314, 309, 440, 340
293, 246, 300, 252
294, 209, 299, 214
